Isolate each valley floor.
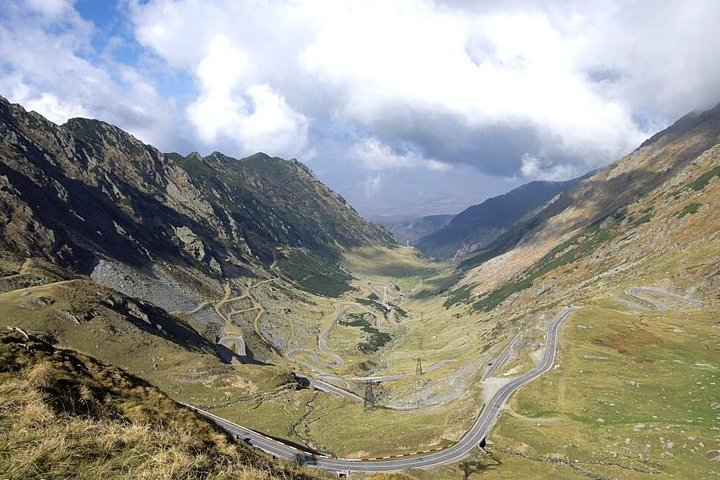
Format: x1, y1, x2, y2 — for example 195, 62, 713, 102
1, 248, 718, 479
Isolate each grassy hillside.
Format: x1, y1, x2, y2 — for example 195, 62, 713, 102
456, 103, 720, 304
0, 329, 324, 479
487, 305, 720, 479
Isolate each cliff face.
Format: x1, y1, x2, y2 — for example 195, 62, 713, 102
0, 96, 392, 276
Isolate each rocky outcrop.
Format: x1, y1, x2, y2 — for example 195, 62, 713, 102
0, 95, 393, 275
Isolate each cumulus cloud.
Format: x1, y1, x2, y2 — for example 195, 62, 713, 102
0, 0, 184, 149
186, 35, 311, 158
363, 172, 383, 197
3, 0, 720, 215
128, 0, 720, 182
22, 91, 90, 123
354, 138, 451, 172
520, 153, 575, 181
24, 0, 73, 19
298, 2, 651, 176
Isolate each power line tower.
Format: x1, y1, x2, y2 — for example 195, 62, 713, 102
363, 381, 377, 410
416, 329, 424, 375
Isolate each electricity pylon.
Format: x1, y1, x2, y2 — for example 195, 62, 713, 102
363, 381, 377, 410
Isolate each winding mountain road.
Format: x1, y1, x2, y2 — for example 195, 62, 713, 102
483, 333, 520, 379
218, 336, 247, 357
187, 307, 576, 472
297, 375, 364, 403
626, 287, 703, 310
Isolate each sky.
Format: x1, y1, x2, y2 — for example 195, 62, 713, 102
1, 0, 719, 218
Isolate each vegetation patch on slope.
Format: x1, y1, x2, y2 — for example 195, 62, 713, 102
339, 313, 392, 353
470, 219, 620, 312
686, 164, 720, 191
677, 202, 702, 218
355, 296, 387, 311
443, 284, 475, 308
277, 250, 353, 298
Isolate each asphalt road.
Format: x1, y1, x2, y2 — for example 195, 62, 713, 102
483, 333, 520, 379
297, 375, 364, 403
187, 307, 576, 473
218, 336, 247, 356
626, 287, 703, 310
287, 305, 345, 368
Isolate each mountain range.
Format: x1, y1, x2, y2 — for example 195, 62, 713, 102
373, 213, 453, 246
448, 102, 720, 312
0, 95, 391, 278
1, 94, 718, 479
414, 177, 583, 259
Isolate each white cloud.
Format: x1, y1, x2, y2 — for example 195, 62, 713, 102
23, 91, 90, 123
186, 35, 310, 158
24, 0, 73, 19
239, 85, 310, 157
0, 0, 184, 149
363, 172, 383, 197
300, 3, 650, 170
520, 153, 575, 181
128, 0, 720, 183
353, 138, 451, 172
4, 0, 720, 216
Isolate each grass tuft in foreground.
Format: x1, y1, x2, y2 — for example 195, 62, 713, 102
0, 329, 323, 480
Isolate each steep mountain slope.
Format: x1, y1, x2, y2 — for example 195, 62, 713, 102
376, 214, 453, 245
0, 95, 391, 278
417, 178, 581, 259
0, 328, 323, 479
452, 103, 720, 305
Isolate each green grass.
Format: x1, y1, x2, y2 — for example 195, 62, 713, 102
629, 212, 652, 226
355, 297, 387, 311
339, 315, 392, 353
389, 302, 408, 317
677, 202, 702, 218
277, 250, 353, 298
493, 306, 720, 480
342, 246, 440, 279
686, 164, 720, 191
443, 284, 474, 308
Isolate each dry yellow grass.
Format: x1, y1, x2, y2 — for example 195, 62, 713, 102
0, 329, 326, 480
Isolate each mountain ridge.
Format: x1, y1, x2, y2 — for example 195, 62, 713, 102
0, 95, 392, 279
451, 99, 720, 312
416, 177, 583, 259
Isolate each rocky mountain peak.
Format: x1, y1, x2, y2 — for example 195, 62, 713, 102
0, 98, 392, 278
